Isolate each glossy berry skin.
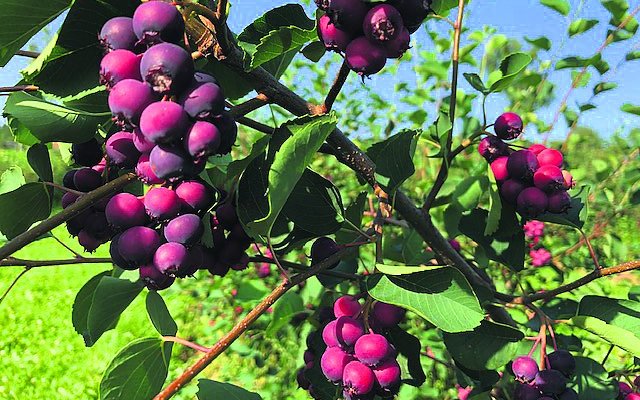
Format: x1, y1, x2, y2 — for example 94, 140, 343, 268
389, 0, 432, 33
558, 388, 579, 400
384, 27, 410, 58
149, 144, 192, 180
185, 121, 221, 159
109, 234, 132, 270
71, 139, 103, 167
140, 42, 194, 95
619, 382, 633, 396
322, 320, 340, 347
529, 144, 547, 155
100, 50, 141, 88
372, 358, 401, 389
216, 203, 238, 230
534, 165, 565, 192
354, 333, 390, 366
507, 150, 539, 182
371, 302, 405, 329
108, 79, 157, 127
61, 192, 79, 209
311, 236, 341, 268
144, 187, 181, 220
513, 383, 540, 400
317, 14, 352, 52
478, 136, 510, 163
345, 37, 387, 76
321, 347, 354, 382
118, 226, 162, 265
213, 112, 238, 154
334, 295, 362, 318
535, 369, 567, 395
335, 316, 365, 348
180, 82, 225, 120
326, 0, 369, 34
63, 170, 77, 190
164, 214, 203, 245
364, 4, 404, 43
73, 167, 103, 192
494, 112, 523, 140
512, 356, 538, 382
343, 361, 376, 397
140, 264, 175, 291
136, 153, 164, 184
547, 191, 571, 213
78, 230, 103, 253
140, 101, 189, 144
547, 350, 576, 377
490, 156, 510, 182
538, 148, 564, 168
133, 129, 155, 153
153, 242, 192, 277
500, 179, 527, 204
132, 0, 184, 45
106, 131, 140, 168
517, 187, 548, 217
175, 180, 214, 213
99, 17, 138, 52
626, 394, 640, 400
105, 193, 147, 230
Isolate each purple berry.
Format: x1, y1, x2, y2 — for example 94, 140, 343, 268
144, 187, 181, 220
372, 358, 401, 389
256, 263, 271, 278
140, 42, 194, 95
100, 17, 138, 52
547, 350, 576, 377
78, 230, 103, 253
370, 302, 405, 329
66, 211, 90, 237
513, 383, 540, 400
354, 333, 390, 366
500, 179, 527, 204
118, 226, 162, 265
140, 263, 175, 291
511, 356, 538, 382
164, 214, 204, 245
71, 139, 103, 167
478, 136, 510, 163
109, 234, 133, 270
212, 111, 237, 154
185, 121, 221, 158
449, 238, 462, 252
73, 167, 103, 192
517, 187, 548, 217
108, 79, 157, 127
620, 381, 633, 396
335, 316, 364, 348
132, 0, 184, 45
136, 153, 164, 184
296, 368, 310, 390
389, 0, 432, 33
84, 211, 112, 240
179, 82, 225, 120
140, 101, 189, 144
317, 14, 352, 52
63, 170, 77, 190
494, 112, 523, 140
194, 71, 218, 84
153, 242, 192, 277
311, 236, 340, 268
345, 37, 387, 76
534, 165, 565, 192
100, 49, 141, 88
175, 180, 214, 213
149, 144, 192, 179
105, 193, 147, 230
634, 376, 640, 387
321, 347, 355, 382
216, 202, 238, 230
343, 361, 376, 397
105, 131, 140, 168
558, 388, 579, 400
535, 369, 567, 395
364, 4, 404, 43
323, 320, 340, 347
538, 148, 564, 168
384, 27, 410, 58
490, 156, 509, 182
62, 192, 79, 209
133, 129, 155, 153
334, 295, 362, 318
326, 0, 369, 34
507, 150, 539, 182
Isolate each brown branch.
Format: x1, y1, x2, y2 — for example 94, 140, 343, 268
216, 0, 228, 21
15, 50, 40, 58
0, 257, 112, 268
0, 173, 137, 261
0, 85, 39, 93
323, 60, 351, 113
163, 336, 210, 353
0, 268, 30, 304
234, 116, 275, 134
229, 93, 270, 118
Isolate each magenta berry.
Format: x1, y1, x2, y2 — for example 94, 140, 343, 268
620, 382, 633, 394
62, 192, 79, 209
342, 360, 375, 397
136, 153, 164, 184
547, 190, 571, 213
78, 230, 103, 252
99, 17, 138, 52
507, 150, 539, 182
547, 350, 576, 377
534, 165, 565, 192
118, 226, 162, 265
513, 383, 541, 400
108, 79, 157, 127
372, 358, 401, 389
144, 187, 181, 220
384, 27, 410, 58
63, 170, 78, 190
370, 302, 405, 329
153, 242, 192, 277
449, 239, 461, 252
321, 347, 354, 382
71, 139, 103, 167
494, 112, 523, 140
345, 37, 387, 76
511, 356, 538, 382
132, 1, 184, 45
634, 376, 640, 387
140, 101, 189, 144
212, 111, 238, 154
317, 14, 352, 52
133, 129, 155, 153
109, 234, 133, 270
105, 131, 140, 168
529, 144, 547, 155
175, 180, 214, 213
180, 82, 225, 120
490, 156, 509, 182
326, 0, 369, 34
105, 193, 147, 230
537, 148, 564, 168
535, 369, 567, 395
389, 0, 432, 33
140, 263, 175, 291
100, 49, 141, 88
311, 236, 341, 268
140, 42, 194, 95
73, 167, 103, 192
323, 319, 340, 347
364, 4, 404, 43
149, 144, 192, 179
500, 179, 527, 204
335, 316, 364, 348
354, 333, 390, 366
185, 121, 221, 158
334, 295, 362, 318
478, 136, 510, 163
164, 214, 204, 245
626, 393, 640, 400
517, 187, 548, 217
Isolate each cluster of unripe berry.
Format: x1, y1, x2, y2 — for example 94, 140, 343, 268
511, 350, 577, 400
478, 112, 575, 219
619, 377, 640, 400
316, 0, 432, 76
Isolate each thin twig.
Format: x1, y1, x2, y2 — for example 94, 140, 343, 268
50, 234, 84, 258
0, 85, 39, 93
323, 60, 350, 113
15, 50, 40, 58
0, 257, 112, 268
44, 181, 85, 196
234, 116, 275, 135
229, 93, 270, 118
580, 229, 601, 270
248, 256, 363, 281
163, 336, 210, 353
0, 268, 30, 305
420, 350, 455, 368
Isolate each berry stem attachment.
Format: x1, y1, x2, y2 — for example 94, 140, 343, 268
162, 336, 210, 353
50, 233, 85, 259
43, 181, 86, 196
579, 228, 601, 270
323, 59, 351, 113
267, 237, 290, 282
0, 84, 39, 93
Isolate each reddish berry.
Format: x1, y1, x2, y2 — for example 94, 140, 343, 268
321, 347, 354, 382
511, 356, 538, 382
364, 4, 404, 43
108, 79, 157, 127
494, 112, 523, 140
372, 358, 401, 389
180, 81, 225, 120
490, 156, 509, 182
529, 143, 547, 155
370, 302, 405, 329
547, 191, 571, 214
345, 37, 387, 76
140, 42, 194, 95
153, 242, 193, 277
533, 165, 565, 192
106, 131, 140, 168
343, 361, 375, 397
507, 150, 539, 182
317, 14, 352, 52
517, 187, 548, 217
537, 148, 564, 168
384, 26, 410, 58
144, 187, 181, 220
325, 0, 369, 34
175, 180, 214, 213
140, 263, 175, 291
354, 333, 390, 366
118, 226, 162, 265
105, 193, 147, 230
185, 121, 221, 159
100, 49, 141, 88
478, 136, 510, 162
140, 101, 189, 144
136, 153, 164, 184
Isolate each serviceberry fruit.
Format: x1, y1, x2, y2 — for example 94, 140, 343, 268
547, 190, 571, 213
136, 153, 164, 184
311, 236, 340, 268
370, 302, 405, 329
132, 0, 184, 45
133, 128, 155, 153
500, 179, 527, 204
212, 111, 238, 154
517, 187, 548, 217
507, 150, 539, 182
333, 295, 362, 318
61, 192, 79, 209
537, 148, 564, 168
185, 121, 221, 159
144, 187, 181, 220
547, 350, 576, 377
321, 347, 355, 382
494, 112, 523, 140
345, 37, 387, 76
180, 81, 225, 120
323, 319, 340, 347
153, 242, 193, 277
513, 383, 541, 400
63, 170, 77, 190
364, 4, 404, 43
342, 360, 376, 397
105, 131, 140, 168
73, 167, 103, 192
100, 49, 142, 89
490, 156, 510, 182
140, 42, 194, 95
140, 101, 189, 144
105, 193, 147, 230
216, 202, 238, 230
164, 214, 204, 245
511, 356, 538, 382
354, 333, 390, 366
335, 316, 365, 348
558, 388, 579, 400
529, 143, 547, 155
384, 27, 410, 58
118, 226, 162, 265
535, 369, 567, 395
389, 0, 433, 33
108, 79, 157, 127
71, 139, 103, 167
478, 136, 510, 162
140, 263, 175, 291
149, 144, 193, 179
99, 17, 138, 52
78, 230, 103, 252
325, 0, 369, 34
317, 14, 352, 52
534, 165, 565, 192
372, 358, 401, 390
175, 180, 214, 213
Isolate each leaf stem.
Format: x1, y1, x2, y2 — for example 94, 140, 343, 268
162, 336, 210, 353
0, 268, 30, 305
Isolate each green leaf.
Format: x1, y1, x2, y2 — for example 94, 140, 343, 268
571, 356, 618, 400
601, 0, 629, 20
443, 320, 524, 370
525, 36, 552, 51
27, 143, 53, 202
569, 19, 599, 36
72, 275, 143, 347
540, 0, 570, 15
621, 103, 640, 115
250, 27, 317, 70
463, 73, 488, 94
571, 316, 640, 357
146, 291, 178, 337
536, 186, 589, 229
367, 265, 484, 333
485, 180, 502, 236
197, 379, 262, 400
0, 0, 71, 66
366, 130, 420, 193
0, 166, 25, 195
302, 41, 326, 62
100, 338, 172, 400
3, 92, 109, 143
556, 54, 608, 73
577, 296, 640, 340
266, 292, 305, 337
235, 280, 269, 302
489, 53, 533, 92
0, 182, 50, 239
629, 286, 640, 302
387, 327, 426, 386
626, 50, 640, 60
593, 82, 618, 95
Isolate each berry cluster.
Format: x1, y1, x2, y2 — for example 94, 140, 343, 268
478, 112, 575, 219
511, 350, 577, 400
524, 221, 552, 267
619, 377, 640, 400
316, 0, 433, 76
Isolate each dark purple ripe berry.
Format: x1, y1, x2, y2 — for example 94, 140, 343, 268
500, 179, 527, 205
511, 356, 538, 382
140, 101, 189, 144
517, 187, 548, 217
164, 214, 204, 245
372, 358, 401, 390
63, 169, 78, 190
180, 82, 225, 120
62, 192, 79, 209
194, 71, 218, 84
144, 187, 181, 220
119, 226, 162, 265
507, 150, 539, 182
109, 79, 157, 127
153, 242, 192, 277
370, 302, 405, 329
136, 153, 164, 185
345, 37, 387, 76
175, 180, 214, 213
494, 112, 523, 140
558, 388, 579, 400
140, 42, 194, 95
105, 193, 147, 230
513, 383, 541, 400
534, 165, 565, 192
109, 234, 134, 270
99, 17, 138, 52
185, 121, 221, 159
334, 295, 362, 318
78, 230, 103, 253
73, 167, 103, 192
535, 369, 567, 395
335, 316, 365, 348
84, 211, 112, 240
490, 156, 509, 182
364, 4, 404, 43
149, 144, 192, 179
354, 333, 390, 366
105, 131, 141, 168
140, 264, 175, 291
100, 49, 142, 89
321, 347, 355, 382
317, 14, 352, 52
326, 0, 369, 34
389, 0, 433, 33
537, 148, 564, 168
343, 361, 376, 397
66, 211, 89, 237
132, 0, 184, 45
547, 350, 576, 377
213, 112, 238, 154
478, 136, 510, 163
384, 27, 410, 58
296, 368, 310, 390
216, 202, 238, 230
311, 236, 340, 268
133, 129, 155, 153
71, 138, 103, 167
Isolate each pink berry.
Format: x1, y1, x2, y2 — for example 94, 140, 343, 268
384, 26, 410, 58
135, 153, 164, 184
144, 187, 181, 220
175, 180, 214, 213
537, 148, 564, 168
494, 112, 523, 140
100, 49, 141, 89
512, 356, 538, 382
372, 358, 401, 389
354, 333, 390, 366
140, 101, 189, 144
140, 263, 175, 291
132, 0, 184, 44
343, 361, 375, 397
317, 14, 352, 52
533, 165, 565, 192
321, 347, 354, 382
334, 295, 362, 318
490, 156, 509, 182
105, 193, 147, 230
345, 37, 387, 76
478, 136, 510, 163
322, 320, 340, 347
562, 170, 575, 189
363, 4, 404, 43
529, 143, 547, 155
105, 131, 140, 168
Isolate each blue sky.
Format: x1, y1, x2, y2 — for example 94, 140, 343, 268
1, 0, 639, 141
